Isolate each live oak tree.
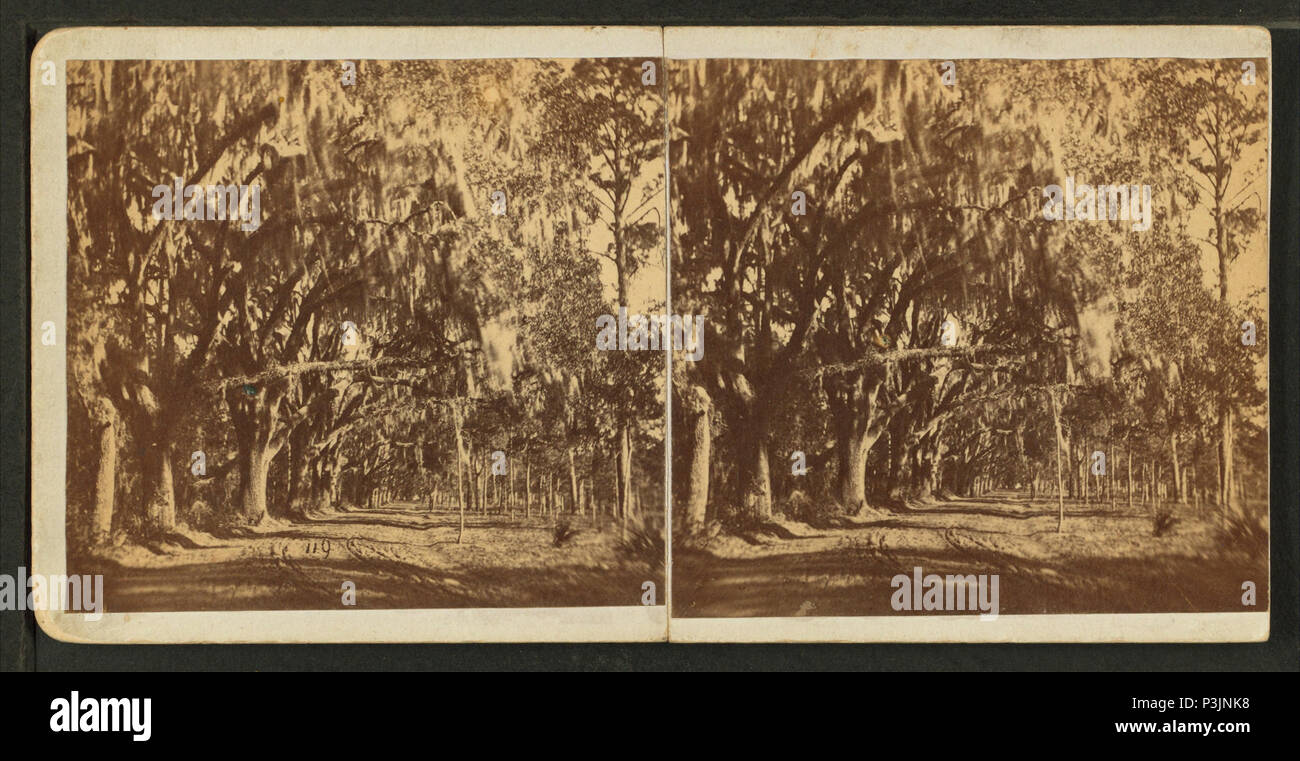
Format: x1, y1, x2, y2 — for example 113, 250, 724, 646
670, 57, 1266, 535
68, 58, 664, 541
672, 59, 1072, 520
68, 60, 303, 535
672, 59, 886, 519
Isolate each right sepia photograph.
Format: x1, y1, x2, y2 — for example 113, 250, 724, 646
666, 29, 1270, 640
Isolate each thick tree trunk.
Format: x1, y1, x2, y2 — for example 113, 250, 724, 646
238, 446, 273, 525
743, 442, 772, 518
228, 386, 286, 525
127, 395, 178, 535
833, 375, 884, 514
143, 441, 176, 534
91, 401, 118, 544
886, 417, 908, 500
840, 433, 871, 511
916, 436, 940, 500
287, 430, 313, 518
683, 386, 712, 533
310, 454, 336, 513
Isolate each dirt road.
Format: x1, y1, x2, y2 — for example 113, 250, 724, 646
73, 502, 662, 612
673, 493, 1267, 618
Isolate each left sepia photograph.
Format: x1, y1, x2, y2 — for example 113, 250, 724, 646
31, 28, 668, 642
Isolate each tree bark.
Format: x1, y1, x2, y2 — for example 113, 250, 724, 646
914, 435, 940, 501
620, 431, 632, 538
1219, 405, 1239, 518
90, 399, 118, 544
238, 446, 274, 525
840, 432, 871, 510
142, 441, 177, 534
617, 424, 631, 521
742, 431, 773, 519
885, 416, 909, 501
832, 373, 884, 514
228, 384, 287, 525
683, 386, 712, 533
287, 427, 313, 518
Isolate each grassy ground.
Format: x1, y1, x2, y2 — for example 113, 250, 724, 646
673, 492, 1268, 618
71, 502, 664, 612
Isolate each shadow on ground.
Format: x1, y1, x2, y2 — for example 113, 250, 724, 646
673, 492, 1268, 618
70, 502, 663, 612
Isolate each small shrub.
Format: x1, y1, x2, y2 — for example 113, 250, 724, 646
779, 490, 811, 518
552, 518, 579, 547
618, 524, 665, 570
719, 505, 771, 534
1152, 507, 1178, 537
780, 490, 839, 525
1218, 513, 1268, 553
184, 499, 218, 532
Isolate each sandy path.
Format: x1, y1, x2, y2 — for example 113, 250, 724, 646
673, 493, 1267, 618
73, 503, 663, 612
